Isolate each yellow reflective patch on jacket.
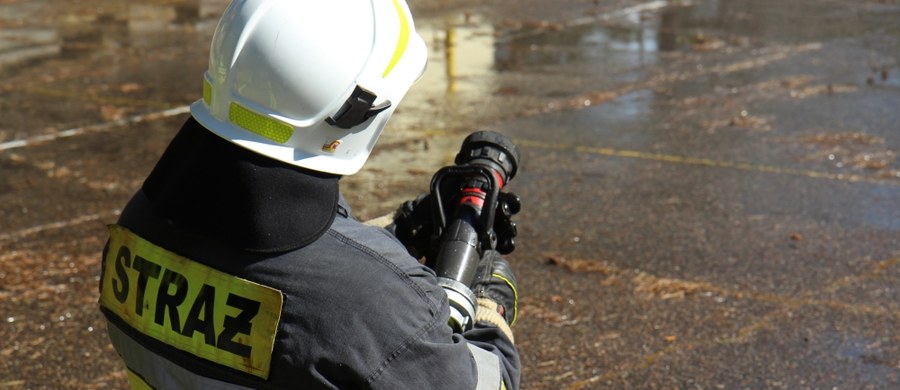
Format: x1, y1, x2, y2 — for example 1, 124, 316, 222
126, 369, 153, 390
100, 225, 283, 379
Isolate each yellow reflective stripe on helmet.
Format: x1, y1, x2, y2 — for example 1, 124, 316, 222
382, 0, 411, 78
203, 79, 213, 106
229, 102, 294, 143
99, 225, 284, 379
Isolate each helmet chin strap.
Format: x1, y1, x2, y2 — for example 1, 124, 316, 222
326, 85, 392, 129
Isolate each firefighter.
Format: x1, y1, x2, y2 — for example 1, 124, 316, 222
98, 0, 520, 389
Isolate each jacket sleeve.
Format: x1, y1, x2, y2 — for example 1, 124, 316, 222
365, 273, 521, 390
341, 220, 521, 390
463, 326, 521, 390
368, 229, 521, 390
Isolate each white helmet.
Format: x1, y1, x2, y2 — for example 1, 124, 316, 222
190, 0, 427, 175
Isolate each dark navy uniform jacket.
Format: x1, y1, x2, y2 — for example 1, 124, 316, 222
99, 118, 520, 390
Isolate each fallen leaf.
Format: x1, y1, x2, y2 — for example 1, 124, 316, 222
546, 255, 613, 274
119, 83, 141, 93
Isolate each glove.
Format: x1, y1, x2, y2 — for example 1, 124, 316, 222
472, 250, 519, 342
389, 193, 435, 260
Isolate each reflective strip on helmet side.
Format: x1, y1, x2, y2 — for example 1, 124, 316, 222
228, 102, 294, 144
203, 79, 213, 106
382, 0, 411, 78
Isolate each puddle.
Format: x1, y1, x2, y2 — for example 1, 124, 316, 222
493, 21, 663, 76
406, 4, 675, 122
413, 0, 900, 91
410, 0, 744, 98
0, 0, 229, 71
416, 14, 498, 97
0, 29, 60, 69
408, 0, 860, 104
8, 0, 878, 111
4, 0, 898, 148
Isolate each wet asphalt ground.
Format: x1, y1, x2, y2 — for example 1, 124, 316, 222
1, 0, 899, 389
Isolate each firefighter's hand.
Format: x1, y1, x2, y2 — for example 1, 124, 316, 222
472, 250, 519, 342
389, 193, 435, 260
